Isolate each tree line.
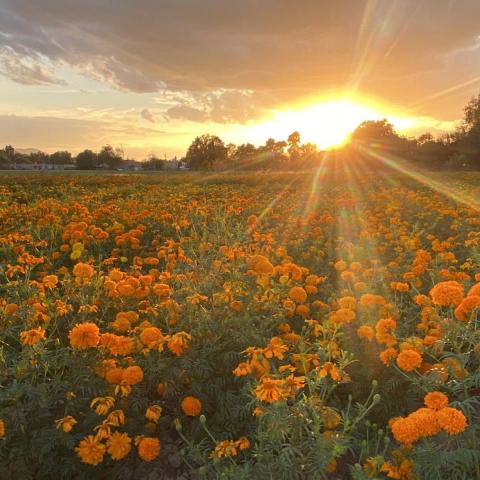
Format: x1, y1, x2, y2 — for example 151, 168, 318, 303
2, 94, 480, 171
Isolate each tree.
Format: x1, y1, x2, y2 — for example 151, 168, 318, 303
97, 145, 123, 169
76, 150, 97, 170
287, 131, 301, 163
185, 134, 227, 170
50, 151, 73, 165
350, 119, 398, 145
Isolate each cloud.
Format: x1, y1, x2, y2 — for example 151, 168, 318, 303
1, 0, 480, 122
0, 46, 66, 85
140, 108, 155, 123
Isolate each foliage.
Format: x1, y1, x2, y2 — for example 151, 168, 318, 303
0, 171, 479, 479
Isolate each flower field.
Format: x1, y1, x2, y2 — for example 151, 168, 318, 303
0, 171, 479, 479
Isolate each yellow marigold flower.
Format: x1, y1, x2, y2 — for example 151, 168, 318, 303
289, 286, 307, 304
20, 327, 46, 345
436, 407, 467, 434
68, 322, 100, 349
106, 432, 131, 460
424, 391, 449, 411
76, 435, 105, 466
396, 349, 422, 372
145, 405, 162, 423
136, 436, 160, 462
91, 396, 115, 416
181, 396, 202, 416
55, 416, 77, 433
429, 281, 464, 307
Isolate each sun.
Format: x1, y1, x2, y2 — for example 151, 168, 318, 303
247, 97, 415, 150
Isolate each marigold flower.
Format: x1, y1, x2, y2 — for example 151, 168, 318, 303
91, 396, 115, 415
136, 436, 160, 461
20, 327, 46, 345
379, 348, 398, 366
357, 325, 375, 341
55, 416, 77, 433
145, 405, 162, 423
424, 391, 449, 411
0, 419, 4, 438
73, 262, 95, 281
69, 322, 100, 349
181, 396, 202, 416
167, 331, 191, 356
391, 417, 421, 445
429, 281, 464, 307
254, 377, 285, 403
396, 349, 422, 372
211, 440, 237, 459
76, 435, 105, 465
42, 274, 58, 288
436, 407, 467, 434
106, 432, 131, 460
122, 365, 144, 385
289, 286, 307, 304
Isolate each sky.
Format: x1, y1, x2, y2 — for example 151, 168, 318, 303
1, 0, 480, 159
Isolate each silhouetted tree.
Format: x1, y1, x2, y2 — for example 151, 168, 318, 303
76, 149, 97, 170
185, 134, 227, 169
97, 145, 123, 169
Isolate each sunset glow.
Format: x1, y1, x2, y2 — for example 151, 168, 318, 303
245, 97, 416, 149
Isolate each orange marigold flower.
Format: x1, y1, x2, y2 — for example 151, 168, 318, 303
254, 377, 285, 403
181, 396, 202, 416
0, 419, 5, 438
167, 331, 191, 356
42, 274, 58, 288
436, 407, 467, 434
263, 336, 287, 360
396, 349, 422, 372
76, 435, 105, 466
289, 286, 307, 304
69, 322, 100, 349
424, 391, 449, 411
106, 432, 131, 460
429, 281, 464, 307
145, 405, 162, 423
122, 365, 144, 385
140, 327, 165, 348
211, 440, 238, 459
379, 348, 398, 366
409, 408, 440, 437
55, 416, 77, 433
454, 295, 480, 321
249, 255, 274, 275
136, 436, 160, 462
357, 325, 375, 341
20, 327, 46, 345
391, 417, 421, 445
73, 262, 95, 280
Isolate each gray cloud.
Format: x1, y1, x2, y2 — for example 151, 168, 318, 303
140, 108, 155, 123
1, 1, 480, 119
